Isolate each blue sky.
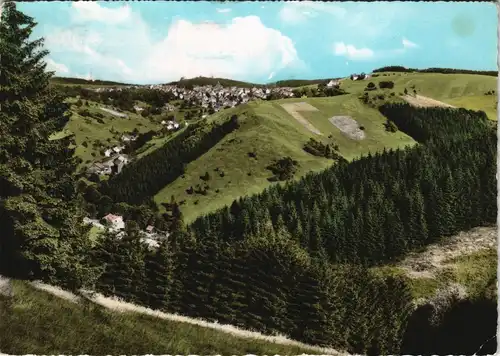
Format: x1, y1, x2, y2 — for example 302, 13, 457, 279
19, 1, 497, 84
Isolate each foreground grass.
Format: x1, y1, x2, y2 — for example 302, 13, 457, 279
0, 280, 316, 355
154, 96, 416, 222
340, 72, 497, 120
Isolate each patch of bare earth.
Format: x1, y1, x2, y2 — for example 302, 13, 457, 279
402, 94, 456, 108
329, 116, 366, 140
399, 226, 497, 279
280, 102, 323, 135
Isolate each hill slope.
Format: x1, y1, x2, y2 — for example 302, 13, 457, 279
153, 95, 416, 222
0, 278, 343, 355
340, 72, 497, 120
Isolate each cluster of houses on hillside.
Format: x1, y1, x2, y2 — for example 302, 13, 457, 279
87, 154, 130, 176
87, 133, 139, 176
146, 82, 296, 113
161, 119, 181, 131
349, 73, 372, 81
84, 215, 169, 249
89, 82, 296, 114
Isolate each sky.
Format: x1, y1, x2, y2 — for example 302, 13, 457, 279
18, 1, 498, 85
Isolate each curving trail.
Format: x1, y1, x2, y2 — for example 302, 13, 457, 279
7, 278, 348, 355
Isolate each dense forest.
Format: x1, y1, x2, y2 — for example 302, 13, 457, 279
188, 105, 495, 266
91, 103, 496, 354
1, 2, 497, 355
168, 76, 262, 88
372, 65, 497, 77
92, 226, 414, 355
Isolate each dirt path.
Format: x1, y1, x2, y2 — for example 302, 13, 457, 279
402, 94, 456, 108
18, 279, 346, 355
399, 226, 497, 279
281, 102, 323, 135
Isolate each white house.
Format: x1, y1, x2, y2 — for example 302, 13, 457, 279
112, 146, 125, 154
103, 214, 125, 231
104, 149, 112, 157
326, 80, 340, 88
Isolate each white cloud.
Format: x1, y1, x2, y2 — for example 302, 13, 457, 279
216, 8, 231, 13
44, 12, 302, 84
402, 37, 418, 48
45, 58, 70, 75
71, 1, 132, 24
142, 16, 301, 82
333, 42, 374, 60
45, 27, 134, 79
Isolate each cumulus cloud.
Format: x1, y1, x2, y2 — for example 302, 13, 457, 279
45, 3, 302, 84
142, 16, 301, 82
45, 28, 102, 56
216, 8, 231, 13
71, 1, 131, 24
402, 37, 418, 48
45, 58, 70, 75
333, 42, 374, 60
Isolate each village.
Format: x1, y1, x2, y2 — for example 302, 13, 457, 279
84, 77, 352, 178
90, 81, 299, 113
83, 214, 169, 249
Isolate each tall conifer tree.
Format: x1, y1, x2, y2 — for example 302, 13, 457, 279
0, 1, 97, 288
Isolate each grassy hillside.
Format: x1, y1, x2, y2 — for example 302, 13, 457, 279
272, 78, 334, 87
50, 99, 163, 168
340, 72, 497, 120
0, 280, 321, 355
154, 95, 416, 222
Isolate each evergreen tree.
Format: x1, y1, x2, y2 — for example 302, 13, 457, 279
0, 1, 98, 289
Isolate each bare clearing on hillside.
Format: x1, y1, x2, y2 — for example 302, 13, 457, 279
280, 102, 323, 135
399, 226, 497, 279
100, 107, 128, 118
402, 94, 456, 108
329, 116, 366, 140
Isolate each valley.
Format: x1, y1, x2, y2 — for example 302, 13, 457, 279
1, 1, 497, 354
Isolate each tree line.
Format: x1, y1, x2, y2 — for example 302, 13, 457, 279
91, 225, 413, 355
188, 105, 496, 266
90, 103, 496, 354
372, 66, 497, 77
